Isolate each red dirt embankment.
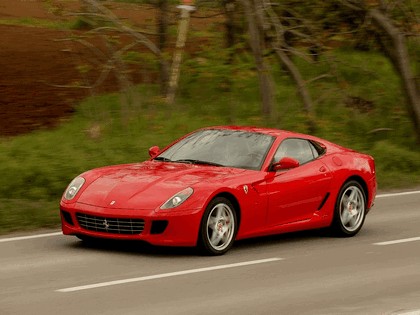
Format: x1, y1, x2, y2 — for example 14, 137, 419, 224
0, 0, 201, 136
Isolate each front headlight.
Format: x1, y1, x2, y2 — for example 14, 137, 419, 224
160, 187, 194, 209
64, 177, 85, 200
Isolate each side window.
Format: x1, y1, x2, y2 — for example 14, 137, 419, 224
309, 141, 319, 159
273, 138, 317, 165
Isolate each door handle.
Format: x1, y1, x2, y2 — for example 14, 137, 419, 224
319, 166, 327, 173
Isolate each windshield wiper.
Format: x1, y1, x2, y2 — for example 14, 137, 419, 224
153, 156, 172, 162
175, 159, 224, 167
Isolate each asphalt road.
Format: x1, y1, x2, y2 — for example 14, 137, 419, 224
1, 191, 420, 315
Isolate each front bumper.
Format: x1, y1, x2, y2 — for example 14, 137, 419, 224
60, 202, 203, 247
367, 175, 377, 213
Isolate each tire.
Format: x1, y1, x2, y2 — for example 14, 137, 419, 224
198, 197, 238, 256
331, 180, 366, 237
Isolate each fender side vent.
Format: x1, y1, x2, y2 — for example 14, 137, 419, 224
318, 192, 330, 210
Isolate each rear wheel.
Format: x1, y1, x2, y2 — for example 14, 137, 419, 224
331, 181, 366, 236
198, 197, 238, 255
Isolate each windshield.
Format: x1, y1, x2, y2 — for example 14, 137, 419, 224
156, 129, 275, 170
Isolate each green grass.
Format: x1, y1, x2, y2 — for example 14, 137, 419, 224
0, 199, 58, 234
1, 48, 419, 235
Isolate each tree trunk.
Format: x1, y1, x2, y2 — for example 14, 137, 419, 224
223, 0, 236, 53
157, 0, 169, 95
262, 0, 316, 132
369, 8, 420, 143
241, 0, 274, 117
166, 7, 193, 105
273, 47, 316, 133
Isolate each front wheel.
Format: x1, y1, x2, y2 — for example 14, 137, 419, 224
331, 181, 366, 236
198, 197, 238, 256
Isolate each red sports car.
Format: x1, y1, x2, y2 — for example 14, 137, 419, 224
60, 126, 376, 255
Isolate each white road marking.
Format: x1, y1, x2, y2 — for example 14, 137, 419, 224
0, 231, 62, 243
376, 190, 420, 198
57, 257, 284, 293
393, 310, 420, 315
372, 190, 420, 246
373, 237, 420, 246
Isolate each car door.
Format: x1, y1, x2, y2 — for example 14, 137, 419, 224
266, 138, 332, 226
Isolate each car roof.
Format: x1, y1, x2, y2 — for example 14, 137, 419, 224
202, 125, 308, 138
201, 125, 341, 151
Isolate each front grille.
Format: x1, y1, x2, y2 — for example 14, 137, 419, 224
76, 213, 145, 235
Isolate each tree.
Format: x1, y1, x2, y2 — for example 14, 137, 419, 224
261, 0, 317, 132
75, 0, 168, 95
55, 0, 172, 123
166, 4, 195, 105
239, 0, 319, 130
156, 0, 169, 94
240, 0, 275, 117
222, 0, 237, 63
340, 0, 420, 143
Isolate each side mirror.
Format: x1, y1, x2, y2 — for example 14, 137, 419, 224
271, 157, 300, 171
148, 146, 160, 158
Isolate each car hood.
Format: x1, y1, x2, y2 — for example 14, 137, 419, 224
77, 161, 246, 210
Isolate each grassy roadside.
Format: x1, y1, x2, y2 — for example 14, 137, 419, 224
1, 47, 420, 235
